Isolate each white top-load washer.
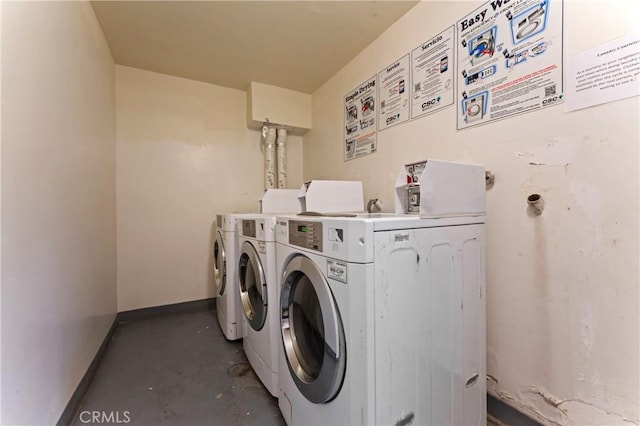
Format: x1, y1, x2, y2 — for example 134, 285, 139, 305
275, 213, 486, 426
214, 189, 299, 341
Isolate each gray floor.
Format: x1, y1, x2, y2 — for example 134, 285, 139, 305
71, 308, 513, 426
72, 309, 284, 426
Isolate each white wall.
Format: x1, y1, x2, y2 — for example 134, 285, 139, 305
116, 66, 303, 312
0, 2, 4, 421
1, 2, 117, 424
304, 1, 639, 424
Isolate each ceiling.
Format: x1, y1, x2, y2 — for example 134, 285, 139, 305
91, 1, 419, 94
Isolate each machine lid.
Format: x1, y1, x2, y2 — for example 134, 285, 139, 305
297, 212, 358, 217
238, 241, 268, 331
280, 255, 346, 404
213, 230, 226, 296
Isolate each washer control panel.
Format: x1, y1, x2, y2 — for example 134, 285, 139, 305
242, 220, 256, 238
289, 220, 323, 252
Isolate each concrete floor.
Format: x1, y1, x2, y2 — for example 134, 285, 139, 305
72, 309, 284, 426
72, 307, 508, 426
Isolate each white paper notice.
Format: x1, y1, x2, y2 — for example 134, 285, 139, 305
456, 0, 564, 130
344, 76, 377, 161
411, 26, 455, 119
378, 55, 410, 131
564, 34, 640, 112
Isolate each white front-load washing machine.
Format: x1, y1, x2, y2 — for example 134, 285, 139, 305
236, 215, 280, 396
214, 190, 301, 341
275, 213, 487, 426
214, 213, 252, 341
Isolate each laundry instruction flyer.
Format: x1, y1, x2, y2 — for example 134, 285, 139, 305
344, 76, 377, 161
564, 33, 640, 112
456, 0, 563, 130
378, 55, 410, 131
411, 26, 455, 120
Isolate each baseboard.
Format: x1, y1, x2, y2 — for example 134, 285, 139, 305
56, 318, 118, 426
117, 297, 216, 323
57, 298, 216, 425
488, 394, 542, 426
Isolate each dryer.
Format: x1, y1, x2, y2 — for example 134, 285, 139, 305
236, 215, 280, 396
275, 213, 487, 426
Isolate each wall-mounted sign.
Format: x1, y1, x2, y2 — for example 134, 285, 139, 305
411, 26, 456, 120
565, 33, 640, 112
378, 54, 410, 131
344, 75, 378, 161
456, 0, 564, 129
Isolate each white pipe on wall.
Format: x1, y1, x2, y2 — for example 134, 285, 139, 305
264, 127, 277, 189
276, 128, 287, 189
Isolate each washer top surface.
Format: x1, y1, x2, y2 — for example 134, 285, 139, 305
218, 212, 295, 232
276, 213, 485, 264
278, 212, 484, 232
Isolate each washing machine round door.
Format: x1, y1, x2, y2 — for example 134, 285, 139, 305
238, 241, 268, 331
280, 255, 346, 404
213, 231, 226, 297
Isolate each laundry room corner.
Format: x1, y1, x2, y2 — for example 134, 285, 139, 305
115, 65, 304, 312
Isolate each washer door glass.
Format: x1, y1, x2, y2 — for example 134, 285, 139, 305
213, 231, 226, 296
281, 255, 346, 404
238, 241, 267, 331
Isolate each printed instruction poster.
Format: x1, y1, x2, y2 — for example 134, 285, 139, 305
344, 76, 377, 161
564, 33, 640, 112
456, 0, 563, 130
378, 55, 410, 130
411, 26, 456, 119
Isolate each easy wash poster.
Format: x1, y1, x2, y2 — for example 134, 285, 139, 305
456, 0, 563, 130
